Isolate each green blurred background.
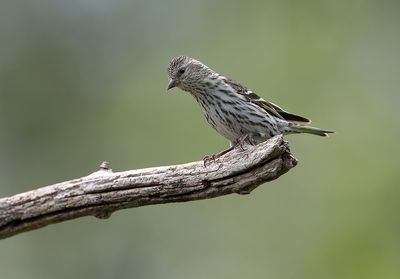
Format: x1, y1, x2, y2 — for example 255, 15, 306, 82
1, 0, 399, 278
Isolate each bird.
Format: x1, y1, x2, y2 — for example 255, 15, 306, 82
167, 55, 333, 156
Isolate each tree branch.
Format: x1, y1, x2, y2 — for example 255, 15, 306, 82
0, 136, 297, 239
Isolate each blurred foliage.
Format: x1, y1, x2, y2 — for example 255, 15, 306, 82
1, 0, 399, 278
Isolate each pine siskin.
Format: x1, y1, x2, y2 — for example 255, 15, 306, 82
167, 55, 333, 151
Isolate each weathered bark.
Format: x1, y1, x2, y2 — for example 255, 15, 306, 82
0, 135, 297, 239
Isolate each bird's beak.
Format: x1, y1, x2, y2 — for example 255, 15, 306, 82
167, 79, 177, 91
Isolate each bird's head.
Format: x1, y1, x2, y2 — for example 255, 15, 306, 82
167, 56, 215, 93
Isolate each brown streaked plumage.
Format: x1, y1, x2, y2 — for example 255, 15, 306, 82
167, 55, 333, 147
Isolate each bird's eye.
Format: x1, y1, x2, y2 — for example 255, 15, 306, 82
178, 68, 186, 75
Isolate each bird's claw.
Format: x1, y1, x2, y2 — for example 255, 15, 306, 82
203, 135, 256, 167
234, 134, 256, 151
203, 154, 216, 167
202, 146, 235, 167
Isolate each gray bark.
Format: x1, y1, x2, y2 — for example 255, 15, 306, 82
0, 135, 297, 239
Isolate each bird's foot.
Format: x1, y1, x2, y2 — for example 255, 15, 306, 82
202, 154, 216, 167
203, 147, 234, 167
202, 135, 256, 167
234, 134, 257, 151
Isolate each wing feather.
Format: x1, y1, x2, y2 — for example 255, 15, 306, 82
223, 78, 310, 123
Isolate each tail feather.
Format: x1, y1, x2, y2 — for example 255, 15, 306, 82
289, 125, 334, 137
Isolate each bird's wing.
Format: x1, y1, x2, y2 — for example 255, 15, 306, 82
223, 78, 310, 123
267, 101, 311, 123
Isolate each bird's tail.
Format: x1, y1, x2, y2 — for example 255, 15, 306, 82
289, 124, 334, 137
